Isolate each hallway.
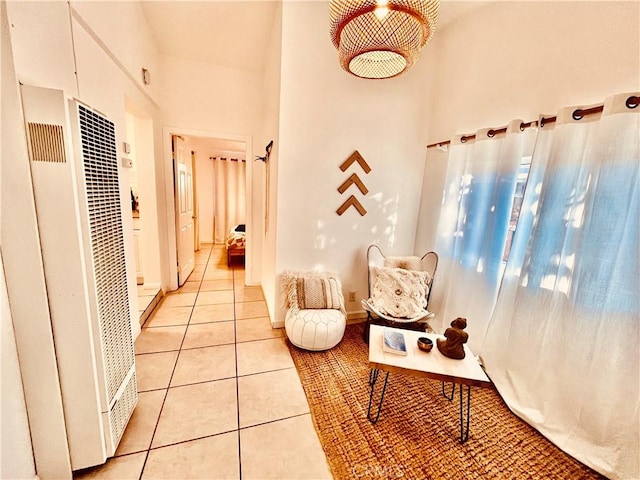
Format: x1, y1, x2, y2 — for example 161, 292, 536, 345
76, 244, 331, 479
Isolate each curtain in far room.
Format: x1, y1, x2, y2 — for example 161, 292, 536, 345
433, 121, 537, 350
482, 92, 639, 480
212, 157, 246, 244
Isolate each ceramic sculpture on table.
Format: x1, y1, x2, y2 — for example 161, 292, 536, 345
436, 317, 468, 359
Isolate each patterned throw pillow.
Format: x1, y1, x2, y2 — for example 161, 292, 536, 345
370, 266, 430, 318
296, 277, 342, 310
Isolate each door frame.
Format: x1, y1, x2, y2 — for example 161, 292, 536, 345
172, 134, 195, 286
162, 127, 254, 291
191, 150, 200, 252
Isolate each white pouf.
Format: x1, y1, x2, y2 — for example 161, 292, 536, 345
285, 308, 346, 351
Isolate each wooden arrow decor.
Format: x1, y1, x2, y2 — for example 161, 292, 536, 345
337, 173, 368, 195
337, 150, 370, 217
336, 195, 367, 216
340, 150, 371, 174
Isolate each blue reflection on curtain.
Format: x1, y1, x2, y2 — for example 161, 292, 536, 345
459, 170, 518, 284
576, 163, 639, 313
461, 172, 495, 270
524, 164, 579, 293
523, 151, 639, 314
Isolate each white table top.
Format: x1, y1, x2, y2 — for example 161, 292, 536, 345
368, 325, 491, 387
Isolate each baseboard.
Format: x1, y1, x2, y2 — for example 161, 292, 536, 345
139, 289, 163, 326
347, 310, 367, 325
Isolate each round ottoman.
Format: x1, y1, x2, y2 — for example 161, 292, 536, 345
285, 308, 346, 351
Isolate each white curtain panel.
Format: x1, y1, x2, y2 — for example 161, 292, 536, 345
212, 158, 246, 244
434, 121, 537, 351
482, 92, 639, 480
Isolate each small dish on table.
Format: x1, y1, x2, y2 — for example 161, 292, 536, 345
417, 337, 433, 352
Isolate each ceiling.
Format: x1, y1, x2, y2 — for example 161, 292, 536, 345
140, 1, 486, 152
140, 0, 485, 74
140, 1, 280, 73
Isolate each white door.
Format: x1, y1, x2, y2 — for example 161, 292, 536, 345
173, 135, 195, 286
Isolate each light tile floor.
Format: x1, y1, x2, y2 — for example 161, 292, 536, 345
75, 244, 331, 480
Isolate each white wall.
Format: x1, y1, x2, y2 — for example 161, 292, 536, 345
415, 0, 640, 314
71, 1, 160, 100
1, 252, 38, 479
422, 1, 640, 144
273, 1, 431, 324
159, 55, 263, 133
7, 0, 78, 94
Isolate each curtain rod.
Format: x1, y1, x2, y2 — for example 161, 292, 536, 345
426, 119, 538, 149
425, 96, 639, 150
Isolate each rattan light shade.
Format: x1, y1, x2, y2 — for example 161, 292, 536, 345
329, 0, 439, 79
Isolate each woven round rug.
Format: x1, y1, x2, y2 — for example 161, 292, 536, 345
288, 323, 604, 480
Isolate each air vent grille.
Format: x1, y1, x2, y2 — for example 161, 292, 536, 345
28, 122, 66, 163
77, 104, 135, 404
108, 370, 137, 448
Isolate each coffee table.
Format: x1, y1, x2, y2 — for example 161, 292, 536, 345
367, 324, 491, 442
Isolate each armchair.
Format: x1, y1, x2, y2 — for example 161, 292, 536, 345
361, 244, 438, 342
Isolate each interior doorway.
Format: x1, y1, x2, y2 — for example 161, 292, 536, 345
163, 127, 256, 291
125, 102, 162, 322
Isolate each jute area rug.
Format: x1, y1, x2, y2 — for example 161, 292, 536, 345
288, 323, 604, 480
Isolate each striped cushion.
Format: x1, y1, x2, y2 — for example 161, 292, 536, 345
296, 277, 342, 310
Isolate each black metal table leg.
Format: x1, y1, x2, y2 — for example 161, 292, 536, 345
442, 381, 455, 401
369, 368, 378, 386
367, 368, 389, 424
459, 384, 471, 443
442, 381, 472, 442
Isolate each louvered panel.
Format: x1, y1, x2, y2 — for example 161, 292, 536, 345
108, 370, 137, 449
28, 122, 66, 163
76, 104, 135, 422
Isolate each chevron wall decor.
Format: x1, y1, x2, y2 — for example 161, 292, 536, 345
337, 150, 370, 216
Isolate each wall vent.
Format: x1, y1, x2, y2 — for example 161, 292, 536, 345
27, 122, 66, 163
22, 84, 137, 469
76, 103, 136, 445
108, 371, 137, 450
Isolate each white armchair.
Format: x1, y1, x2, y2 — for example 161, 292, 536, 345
361, 244, 438, 342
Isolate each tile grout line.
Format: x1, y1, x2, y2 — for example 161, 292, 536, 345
232, 262, 243, 480
136, 245, 213, 480
238, 412, 312, 432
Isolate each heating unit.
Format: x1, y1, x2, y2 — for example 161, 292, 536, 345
20, 85, 137, 471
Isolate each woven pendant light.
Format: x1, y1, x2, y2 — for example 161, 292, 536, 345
329, 0, 440, 79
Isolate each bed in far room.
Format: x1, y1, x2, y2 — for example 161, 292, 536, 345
226, 224, 246, 266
